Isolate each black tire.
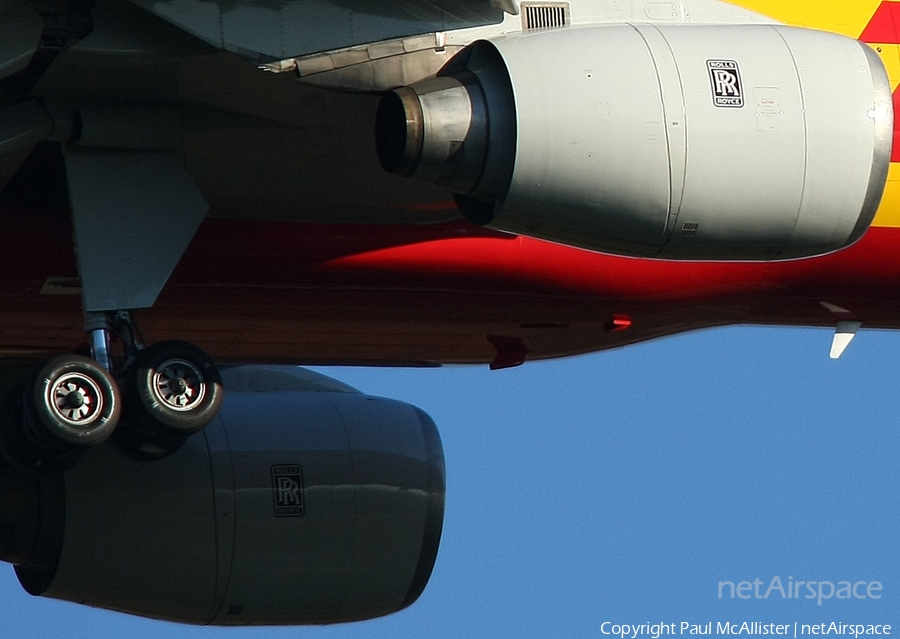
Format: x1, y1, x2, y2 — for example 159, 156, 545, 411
127, 341, 222, 435
0, 383, 84, 475
28, 355, 121, 448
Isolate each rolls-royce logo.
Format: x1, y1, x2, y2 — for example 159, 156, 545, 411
707, 60, 743, 108
272, 465, 304, 517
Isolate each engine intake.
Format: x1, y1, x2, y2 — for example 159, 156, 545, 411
376, 24, 893, 260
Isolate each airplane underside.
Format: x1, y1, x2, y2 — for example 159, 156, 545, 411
0, 204, 898, 366
0, 0, 897, 626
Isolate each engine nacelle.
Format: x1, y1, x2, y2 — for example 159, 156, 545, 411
0, 366, 444, 625
376, 24, 893, 260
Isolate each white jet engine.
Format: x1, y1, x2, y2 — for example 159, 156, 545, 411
376, 24, 893, 260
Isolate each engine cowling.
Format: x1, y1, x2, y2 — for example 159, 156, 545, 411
0, 366, 444, 625
376, 24, 893, 260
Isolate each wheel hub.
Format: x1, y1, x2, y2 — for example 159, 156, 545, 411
152, 359, 206, 411
64, 390, 86, 409
49, 373, 103, 427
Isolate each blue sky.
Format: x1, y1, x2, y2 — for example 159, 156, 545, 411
0, 325, 896, 637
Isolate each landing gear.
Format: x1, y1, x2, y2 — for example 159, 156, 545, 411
113, 341, 223, 461
0, 356, 121, 475
0, 143, 218, 473
0, 383, 85, 476
28, 355, 121, 448
127, 341, 222, 435
0, 314, 223, 473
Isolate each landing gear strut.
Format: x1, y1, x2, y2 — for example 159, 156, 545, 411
0, 142, 217, 473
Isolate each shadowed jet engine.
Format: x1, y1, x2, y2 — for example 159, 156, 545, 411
0, 366, 444, 625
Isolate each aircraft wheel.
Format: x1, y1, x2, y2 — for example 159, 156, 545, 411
0, 383, 84, 475
127, 341, 222, 435
27, 355, 121, 448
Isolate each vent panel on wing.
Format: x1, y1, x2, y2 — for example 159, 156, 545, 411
521, 2, 570, 30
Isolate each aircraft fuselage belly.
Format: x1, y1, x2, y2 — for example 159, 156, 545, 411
0, 207, 898, 365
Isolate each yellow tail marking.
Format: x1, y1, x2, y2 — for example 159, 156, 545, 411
872, 165, 900, 228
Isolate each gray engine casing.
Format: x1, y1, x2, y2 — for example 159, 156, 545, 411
377, 24, 893, 260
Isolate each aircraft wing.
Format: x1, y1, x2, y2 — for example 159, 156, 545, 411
125, 0, 508, 61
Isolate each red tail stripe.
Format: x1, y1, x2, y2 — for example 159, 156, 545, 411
860, 2, 900, 43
